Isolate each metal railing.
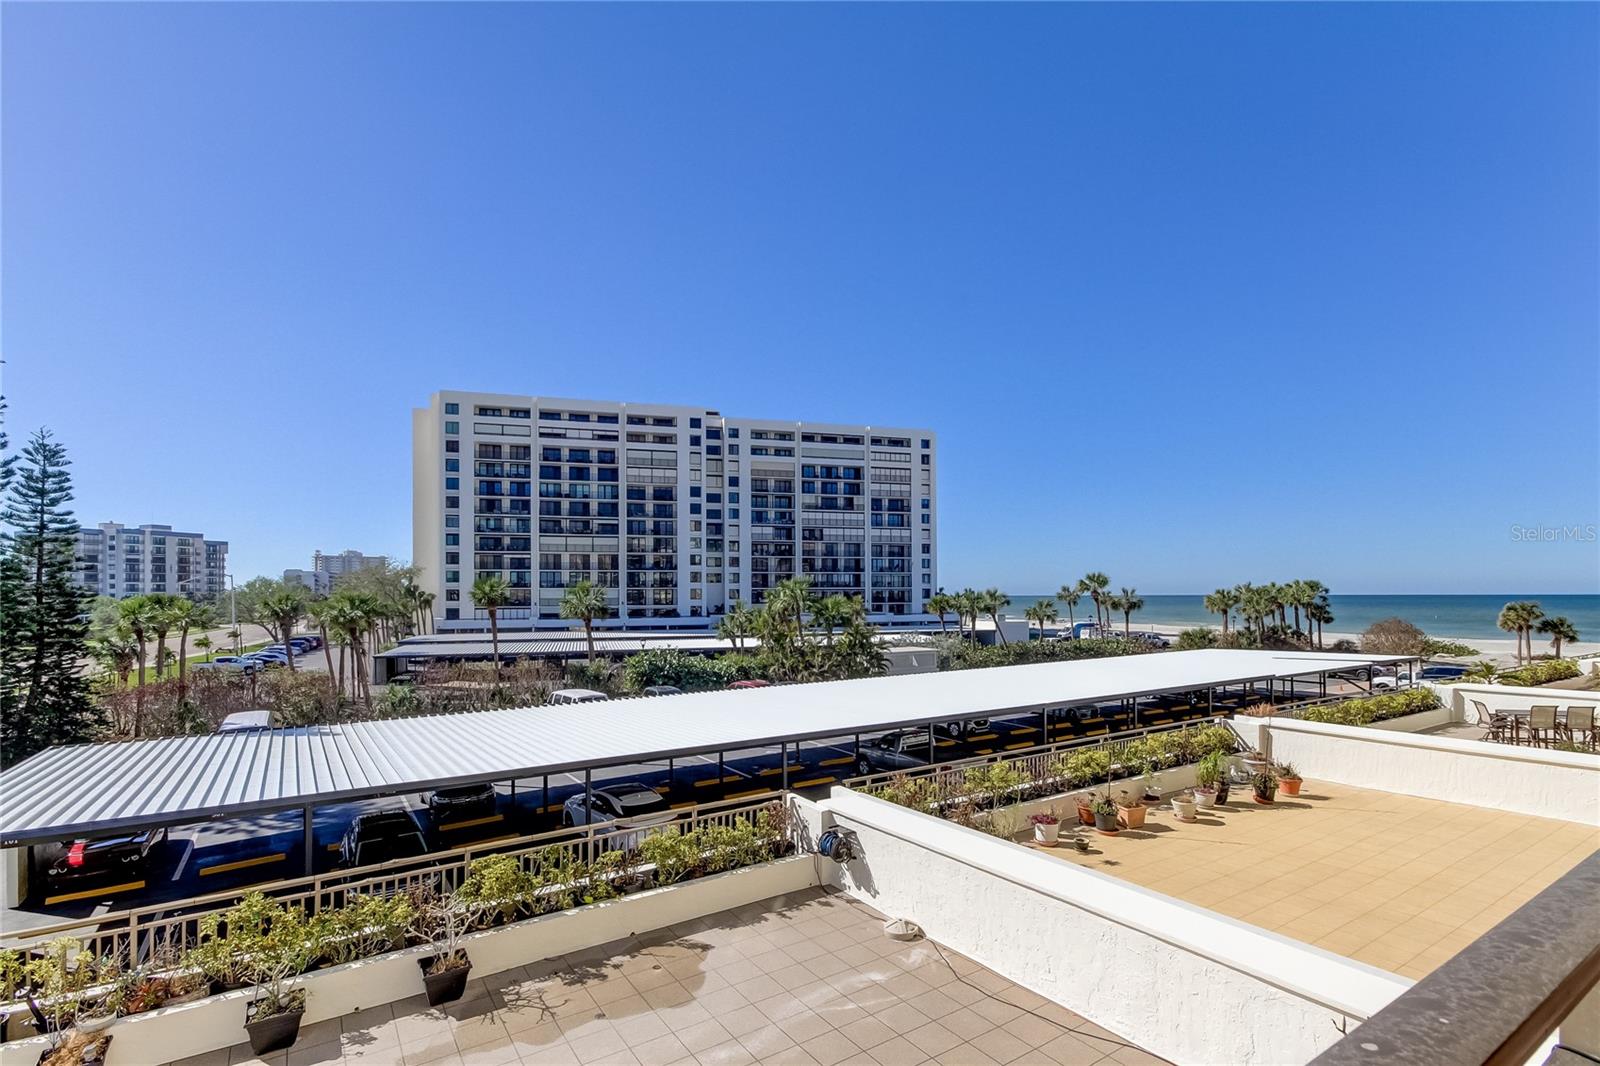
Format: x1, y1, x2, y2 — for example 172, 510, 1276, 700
2, 791, 792, 966
1310, 850, 1600, 1066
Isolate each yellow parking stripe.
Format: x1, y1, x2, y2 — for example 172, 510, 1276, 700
202, 853, 284, 877
693, 776, 741, 787
725, 788, 770, 800
935, 740, 955, 748
326, 843, 342, 851
819, 756, 854, 767
974, 748, 993, 755
1004, 742, 1033, 750
790, 776, 836, 789
757, 765, 798, 776
437, 814, 502, 832
1008, 727, 1038, 735
461, 834, 515, 848
45, 880, 144, 905
966, 733, 998, 742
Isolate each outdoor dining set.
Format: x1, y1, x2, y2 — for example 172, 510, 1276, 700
1471, 699, 1598, 750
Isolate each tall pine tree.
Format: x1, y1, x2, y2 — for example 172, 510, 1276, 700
0, 426, 99, 766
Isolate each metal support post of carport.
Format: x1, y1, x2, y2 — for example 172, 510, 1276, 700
303, 806, 315, 876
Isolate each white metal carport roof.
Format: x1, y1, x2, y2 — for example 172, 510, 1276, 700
0, 649, 1407, 844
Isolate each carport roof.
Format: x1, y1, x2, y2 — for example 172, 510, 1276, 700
0, 649, 1408, 844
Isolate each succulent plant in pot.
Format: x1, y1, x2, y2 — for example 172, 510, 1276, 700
1029, 811, 1060, 846
1274, 762, 1303, 797
1252, 770, 1279, 805
1091, 794, 1120, 835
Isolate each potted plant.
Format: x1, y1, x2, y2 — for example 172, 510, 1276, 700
1240, 748, 1270, 776
1275, 762, 1303, 797
1170, 790, 1198, 823
1114, 790, 1147, 829
233, 895, 319, 1056
1030, 811, 1060, 846
1091, 795, 1120, 835
1251, 770, 1279, 805
407, 884, 475, 1007
1074, 793, 1095, 826
26, 939, 111, 1066
0, 948, 27, 1043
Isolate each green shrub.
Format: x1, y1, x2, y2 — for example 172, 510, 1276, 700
934, 636, 1150, 672
638, 828, 702, 884
622, 649, 749, 692
1420, 638, 1481, 658
1175, 628, 1217, 650
1301, 688, 1439, 726
1495, 660, 1580, 687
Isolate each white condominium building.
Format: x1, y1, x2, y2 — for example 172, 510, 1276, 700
284, 549, 389, 594
72, 523, 228, 601
413, 391, 937, 630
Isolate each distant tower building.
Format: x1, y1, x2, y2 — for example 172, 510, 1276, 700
284, 550, 387, 593
72, 523, 228, 601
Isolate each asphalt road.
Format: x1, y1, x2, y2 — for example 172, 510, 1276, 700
13, 681, 1328, 922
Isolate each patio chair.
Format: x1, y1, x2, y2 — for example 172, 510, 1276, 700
1469, 699, 1512, 744
1526, 705, 1560, 748
1560, 705, 1596, 751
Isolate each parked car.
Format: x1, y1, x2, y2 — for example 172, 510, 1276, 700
426, 782, 497, 820
549, 688, 608, 705
46, 828, 169, 884
218, 710, 272, 732
561, 781, 676, 830
936, 718, 992, 738
194, 658, 256, 674
338, 809, 428, 868
1131, 632, 1172, 649
853, 730, 933, 776
727, 679, 771, 690
642, 685, 684, 696
249, 650, 289, 665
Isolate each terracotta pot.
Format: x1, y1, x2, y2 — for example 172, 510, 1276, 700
1076, 802, 1095, 826
1253, 786, 1277, 805
1115, 803, 1146, 829
1279, 777, 1303, 797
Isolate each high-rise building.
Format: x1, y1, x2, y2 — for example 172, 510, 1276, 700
72, 523, 228, 601
413, 391, 937, 630
283, 550, 388, 593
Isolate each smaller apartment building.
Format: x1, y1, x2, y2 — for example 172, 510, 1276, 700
413, 391, 937, 630
72, 522, 228, 601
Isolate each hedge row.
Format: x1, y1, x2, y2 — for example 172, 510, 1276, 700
1300, 688, 1440, 727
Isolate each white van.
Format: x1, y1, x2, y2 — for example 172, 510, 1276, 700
549, 688, 609, 705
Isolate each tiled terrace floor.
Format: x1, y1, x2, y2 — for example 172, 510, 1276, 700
172, 888, 1168, 1066
1032, 779, 1599, 979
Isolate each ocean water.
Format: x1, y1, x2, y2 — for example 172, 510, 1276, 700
1001, 594, 1600, 642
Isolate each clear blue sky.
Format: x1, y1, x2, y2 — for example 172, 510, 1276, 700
5, 4, 1597, 594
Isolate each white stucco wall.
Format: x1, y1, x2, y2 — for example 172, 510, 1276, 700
0, 855, 819, 1066
822, 788, 1409, 1066
1232, 715, 1600, 825
1434, 681, 1600, 721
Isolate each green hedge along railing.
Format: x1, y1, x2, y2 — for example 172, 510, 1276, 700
0, 801, 795, 1043
1299, 688, 1440, 727
1494, 660, 1580, 687
860, 722, 1239, 824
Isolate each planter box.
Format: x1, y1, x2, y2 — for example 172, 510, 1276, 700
0, 856, 818, 1066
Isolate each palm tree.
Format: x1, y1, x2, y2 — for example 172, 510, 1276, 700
718, 599, 756, 650
1115, 587, 1144, 636
260, 589, 307, 672
1081, 573, 1110, 629
145, 593, 181, 681
1202, 588, 1238, 636
167, 599, 213, 705
768, 577, 817, 639
1024, 599, 1058, 640
812, 595, 860, 646
980, 588, 1011, 643
559, 579, 610, 665
1055, 584, 1081, 629
415, 589, 435, 635
1536, 616, 1578, 659
1464, 660, 1499, 683
1307, 592, 1334, 650
194, 635, 213, 663
118, 596, 155, 737
306, 598, 341, 701
1498, 601, 1544, 663
90, 632, 138, 688
472, 574, 511, 680
926, 592, 957, 635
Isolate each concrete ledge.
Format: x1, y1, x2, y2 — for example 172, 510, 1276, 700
1233, 715, 1600, 825
0, 856, 819, 1066
822, 788, 1409, 1066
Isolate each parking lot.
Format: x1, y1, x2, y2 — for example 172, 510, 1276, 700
15, 680, 1313, 922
